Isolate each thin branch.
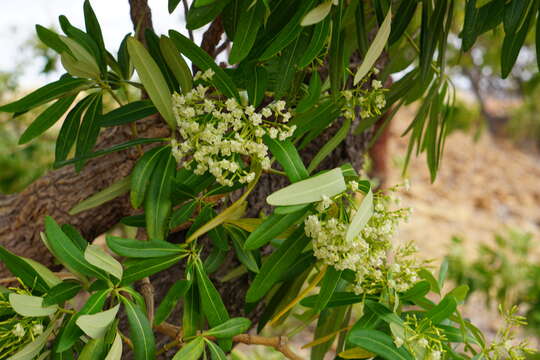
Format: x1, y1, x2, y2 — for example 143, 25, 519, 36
154, 322, 303, 360
182, 0, 194, 41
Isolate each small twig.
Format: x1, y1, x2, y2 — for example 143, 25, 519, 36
154, 323, 303, 360
214, 40, 231, 57
182, 0, 194, 41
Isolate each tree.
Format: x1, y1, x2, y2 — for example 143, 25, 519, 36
0, 0, 537, 358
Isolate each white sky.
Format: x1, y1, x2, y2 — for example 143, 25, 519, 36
0, 0, 191, 88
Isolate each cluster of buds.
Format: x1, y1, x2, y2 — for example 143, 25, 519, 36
342, 78, 388, 120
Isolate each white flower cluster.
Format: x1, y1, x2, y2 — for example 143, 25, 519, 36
342, 78, 387, 120
304, 185, 418, 295
171, 82, 296, 186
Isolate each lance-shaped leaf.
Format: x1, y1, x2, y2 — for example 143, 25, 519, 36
9, 294, 58, 317
169, 200, 197, 229
60, 36, 101, 78
43, 280, 83, 306
121, 254, 184, 285
244, 209, 307, 250
300, 291, 362, 308
426, 295, 458, 324
127, 37, 175, 129
0, 77, 90, 113
313, 266, 342, 312
205, 340, 227, 360
0, 246, 50, 293
56, 289, 110, 352
348, 329, 414, 360
169, 30, 240, 100
203, 317, 251, 338
354, 9, 392, 85
19, 95, 76, 144
145, 147, 176, 241
155, 280, 190, 325
76, 304, 120, 339
100, 100, 157, 127
69, 176, 131, 215
298, 17, 330, 68
56, 94, 93, 163
107, 236, 185, 258
308, 117, 351, 173
104, 332, 123, 360
159, 36, 193, 94
229, 0, 265, 64
345, 183, 373, 242
172, 336, 205, 360
301, 1, 333, 26
36, 25, 69, 53
74, 92, 102, 171
246, 65, 267, 107
246, 227, 310, 303
264, 137, 308, 183
121, 297, 156, 360
227, 226, 259, 273
44, 216, 107, 280
84, 244, 123, 281
130, 146, 167, 208
266, 167, 346, 206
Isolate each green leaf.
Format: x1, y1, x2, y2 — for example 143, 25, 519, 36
56, 290, 110, 352
169, 200, 197, 229
311, 306, 348, 360
8, 318, 58, 360
169, 0, 182, 13
83, 0, 106, 74
19, 95, 76, 145
107, 236, 185, 259
267, 167, 346, 206
76, 304, 120, 339
426, 295, 458, 324
246, 227, 310, 303
227, 226, 259, 272
43, 280, 82, 306
203, 317, 251, 338
259, 0, 316, 60
205, 340, 227, 360
314, 266, 342, 312
22, 257, 62, 288
300, 291, 362, 308
348, 329, 414, 360
187, 0, 231, 30
56, 95, 93, 163
130, 146, 168, 209
9, 294, 57, 317
55, 138, 164, 169
400, 280, 430, 301
104, 332, 123, 360
308, 117, 351, 173
501, 5, 535, 78
100, 100, 157, 127
0, 246, 50, 293
195, 0, 218, 7
329, 0, 344, 99
44, 216, 107, 280
447, 284, 469, 303
169, 30, 240, 100
0, 77, 90, 113
345, 184, 373, 242
301, 1, 333, 26
84, 244, 123, 280
127, 37, 176, 129
159, 36, 193, 94
264, 137, 308, 183
145, 147, 176, 241
244, 210, 307, 250
194, 261, 230, 328
354, 9, 392, 85
59, 36, 101, 77
172, 337, 205, 360
297, 71, 322, 113
504, 0, 531, 35
121, 297, 156, 360
61, 52, 98, 79
389, 0, 418, 45
121, 254, 184, 285
246, 65, 268, 107
273, 32, 308, 99
418, 268, 441, 295
154, 280, 190, 325
74, 92, 102, 171
183, 282, 202, 337
298, 18, 330, 68
78, 338, 105, 360
365, 300, 404, 325
69, 176, 131, 215
229, 0, 265, 64
36, 25, 69, 53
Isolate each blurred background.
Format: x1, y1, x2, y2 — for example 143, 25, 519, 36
1, 1, 539, 358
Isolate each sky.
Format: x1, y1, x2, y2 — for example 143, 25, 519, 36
0, 0, 191, 88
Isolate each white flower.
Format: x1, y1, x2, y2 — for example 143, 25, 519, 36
372, 80, 383, 89
202, 68, 215, 80
12, 323, 25, 338
262, 107, 272, 118
394, 337, 404, 348
32, 324, 44, 336
418, 338, 429, 348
